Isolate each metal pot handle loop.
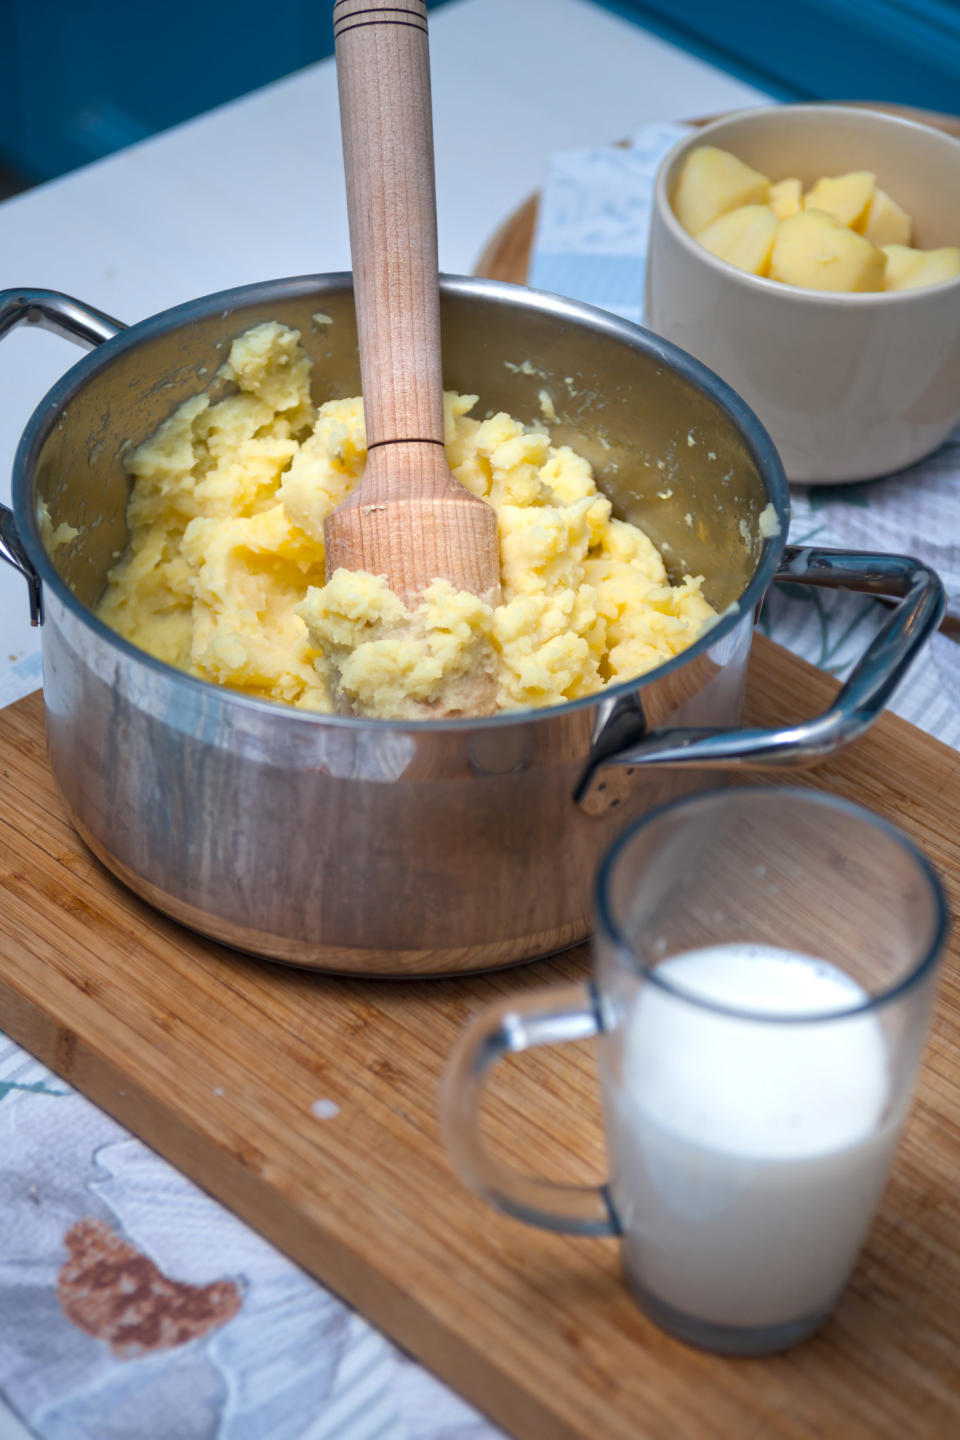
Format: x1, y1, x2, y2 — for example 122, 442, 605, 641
0, 506, 42, 625
0, 288, 124, 350
577, 546, 944, 809
0, 289, 126, 624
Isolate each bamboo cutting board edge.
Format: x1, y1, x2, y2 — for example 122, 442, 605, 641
1, 641, 960, 1440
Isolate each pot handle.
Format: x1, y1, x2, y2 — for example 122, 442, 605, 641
0, 289, 126, 623
576, 546, 944, 811
0, 288, 124, 349
0, 507, 42, 625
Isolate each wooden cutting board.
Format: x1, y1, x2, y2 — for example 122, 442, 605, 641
1, 637, 958, 1440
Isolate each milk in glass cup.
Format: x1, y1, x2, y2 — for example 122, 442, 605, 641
441, 788, 946, 1355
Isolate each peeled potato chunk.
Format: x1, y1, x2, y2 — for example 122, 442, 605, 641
695, 204, 779, 275
769, 177, 802, 220
679, 145, 953, 291
673, 146, 770, 236
908, 247, 960, 287
803, 171, 876, 231
863, 187, 912, 247
882, 245, 924, 289
883, 244, 960, 290
770, 210, 887, 292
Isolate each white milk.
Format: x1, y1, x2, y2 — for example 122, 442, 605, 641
607, 944, 899, 1330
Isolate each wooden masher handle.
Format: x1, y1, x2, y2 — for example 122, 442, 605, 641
334, 0, 445, 450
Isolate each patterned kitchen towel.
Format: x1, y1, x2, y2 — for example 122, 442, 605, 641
0, 1040, 502, 1440
529, 121, 689, 325
0, 651, 42, 710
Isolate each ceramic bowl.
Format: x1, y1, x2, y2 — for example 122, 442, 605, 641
646, 104, 960, 484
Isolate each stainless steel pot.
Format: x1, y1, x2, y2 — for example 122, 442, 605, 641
0, 279, 944, 975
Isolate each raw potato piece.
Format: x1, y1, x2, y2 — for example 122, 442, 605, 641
906, 248, 960, 287
882, 245, 924, 289
673, 146, 770, 236
769, 177, 802, 220
863, 188, 912, 247
804, 171, 876, 231
695, 204, 779, 275
770, 210, 887, 292
675, 144, 952, 292
883, 244, 960, 290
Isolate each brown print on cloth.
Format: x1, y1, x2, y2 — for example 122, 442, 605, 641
57, 1217, 243, 1359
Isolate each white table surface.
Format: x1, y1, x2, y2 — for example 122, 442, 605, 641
0, 2, 769, 1434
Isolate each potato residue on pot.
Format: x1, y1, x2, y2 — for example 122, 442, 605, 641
95, 322, 717, 716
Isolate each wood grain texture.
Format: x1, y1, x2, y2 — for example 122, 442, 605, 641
0, 636, 958, 1439
334, 0, 442, 448
326, 0, 500, 630
475, 102, 960, 284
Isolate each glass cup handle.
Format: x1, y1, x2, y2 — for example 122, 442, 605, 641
441, 981, 619, 1236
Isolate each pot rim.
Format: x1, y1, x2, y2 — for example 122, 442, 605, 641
12, 272, 789, 732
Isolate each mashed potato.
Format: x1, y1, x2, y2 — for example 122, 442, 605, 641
96, 322, 717, 716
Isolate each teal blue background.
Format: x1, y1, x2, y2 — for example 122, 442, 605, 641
0, 0, 448, 183
2, 0, 958, 184
600, 1, 960, 112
